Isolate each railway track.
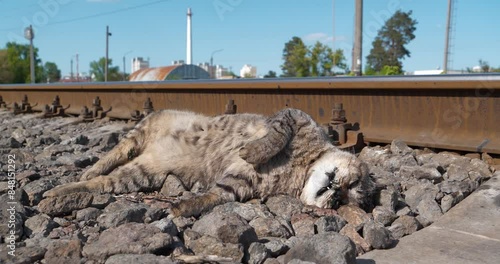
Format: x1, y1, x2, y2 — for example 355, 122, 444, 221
0, 74, 499, 154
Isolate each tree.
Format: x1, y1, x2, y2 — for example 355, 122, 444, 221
478, 59, 490, 73
89, 57, 121, 82
366, 10, 417, 73
0, 50, 15, 83
281, 37, 348, 77
263, 70, 277, 78
0, 42, 44, 83
44, 62, 61, 83
281, 36, 310, 77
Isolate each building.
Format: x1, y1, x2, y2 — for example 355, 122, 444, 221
131, 57, 150, 74
129, 64, 209, 81
240, 64, 257, 78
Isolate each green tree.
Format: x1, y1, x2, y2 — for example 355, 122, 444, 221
263, 70, 277, 78
0, 42, 44, 83
0, 50, 15, 83
44, 62, 61, 83
380, 65, 401, 75
478, 59, 490, 73
366, 10, 417, 73
89, 57, 121, 82
280, 36, 310, 77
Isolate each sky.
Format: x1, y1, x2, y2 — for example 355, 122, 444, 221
0, 0, 499, 77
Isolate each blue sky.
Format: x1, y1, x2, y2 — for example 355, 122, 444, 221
0, 0, 498, 77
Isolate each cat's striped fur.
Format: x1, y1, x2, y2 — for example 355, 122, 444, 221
44, 108, 375, 217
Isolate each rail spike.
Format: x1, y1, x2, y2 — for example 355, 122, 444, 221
327, 103, 364, 152
43, 95, 71, 118
0, 96, 6, 108
79, 96, 112, 122
224, 99, 237, 114
131, 97, 155, 122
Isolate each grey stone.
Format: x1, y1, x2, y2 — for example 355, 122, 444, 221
90, 194, 116, 209
264, 238, 289, 257
438, 180, 474, 195
74, 134, 89, 145
315, 215, 347, 233
467, 158, 493, 180
388, 223, 405, 239
97, 202, 148, 228
372, 206, 397, 226
391, 215, 421, 237
192, 211, 258, 247
446, 164, 469, 181
337, 205, 371, 231
378, 188, 399, 211
44, 239, 82, 264
144, 207, 167, 223
363, 219, 396, 249
0, 137, 22, 148
185, 234, 244, 263
213, 201, 274, 221
403, 181, 439, 212
283, 232, 356, 264
160, 174, 187, 197
74, 155, 99, 168
288, 260, 316, 264
265, 195, 303, 221
0, 245, 46, 264
390, 140, 413, 155
151, 218, 178, 237
340, 224, 371, 255
22, 178, 58, 205
440, 192, 464, 213
416, 198, 443, 227
248, 242, 271, 264
75, 208, 102, 222
24, 214, 59, 238
359, 146, 391, 166
290, 214, 315, 237
82, 223, 173, 260
100, 132, 120, 151
399, 166, 443, 182
105, 254, 175, 264
368, 165, 399, 188
249, 216, 293, 239
396, 206, 412, 217
382, 155, 418, 172
38, 193, 93, 216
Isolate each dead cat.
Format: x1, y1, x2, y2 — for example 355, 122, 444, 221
44, 108, 375, 217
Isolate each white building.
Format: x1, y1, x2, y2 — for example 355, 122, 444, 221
131, 57, 150, 74
240, 64, 257, 78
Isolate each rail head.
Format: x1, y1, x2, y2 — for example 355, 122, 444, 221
1, 74, 500, 90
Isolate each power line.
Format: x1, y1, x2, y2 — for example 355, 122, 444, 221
0, 0, 170, 32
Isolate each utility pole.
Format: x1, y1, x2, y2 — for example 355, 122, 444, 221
105, 26, 111, 82
76, 53, 79, 82
352, 0, 363, 76
70, 58, 74, 81
443, 0, 453, 74
24, 25, 35, 83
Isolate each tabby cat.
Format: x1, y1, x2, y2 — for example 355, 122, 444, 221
44, 108, 375, 217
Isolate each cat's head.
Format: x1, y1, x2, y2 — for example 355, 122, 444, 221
300, 150, 375, 211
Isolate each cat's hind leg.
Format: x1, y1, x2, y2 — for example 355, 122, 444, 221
44, 155, 167, 197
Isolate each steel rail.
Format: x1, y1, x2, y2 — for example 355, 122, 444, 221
1, 74, 499, 154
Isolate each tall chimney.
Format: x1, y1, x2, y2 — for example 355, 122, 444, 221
186, 7, 192, 65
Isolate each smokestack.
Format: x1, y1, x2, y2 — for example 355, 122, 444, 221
186, 7, 192, 65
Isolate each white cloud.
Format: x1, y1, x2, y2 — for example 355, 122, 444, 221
303, 32, 347, 44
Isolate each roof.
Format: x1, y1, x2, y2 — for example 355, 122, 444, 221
129, 66, 178, 81
129, 65, 210, 81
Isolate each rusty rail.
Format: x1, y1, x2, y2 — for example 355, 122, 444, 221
1, 74, 499, 154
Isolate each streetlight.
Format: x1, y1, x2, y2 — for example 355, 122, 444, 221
122, 50, 133, 81
24, 25, 35, 83
210, 49, 223, 79
105, 26, 112, 82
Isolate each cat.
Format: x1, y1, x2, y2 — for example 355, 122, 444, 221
44, 108, 375, 217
